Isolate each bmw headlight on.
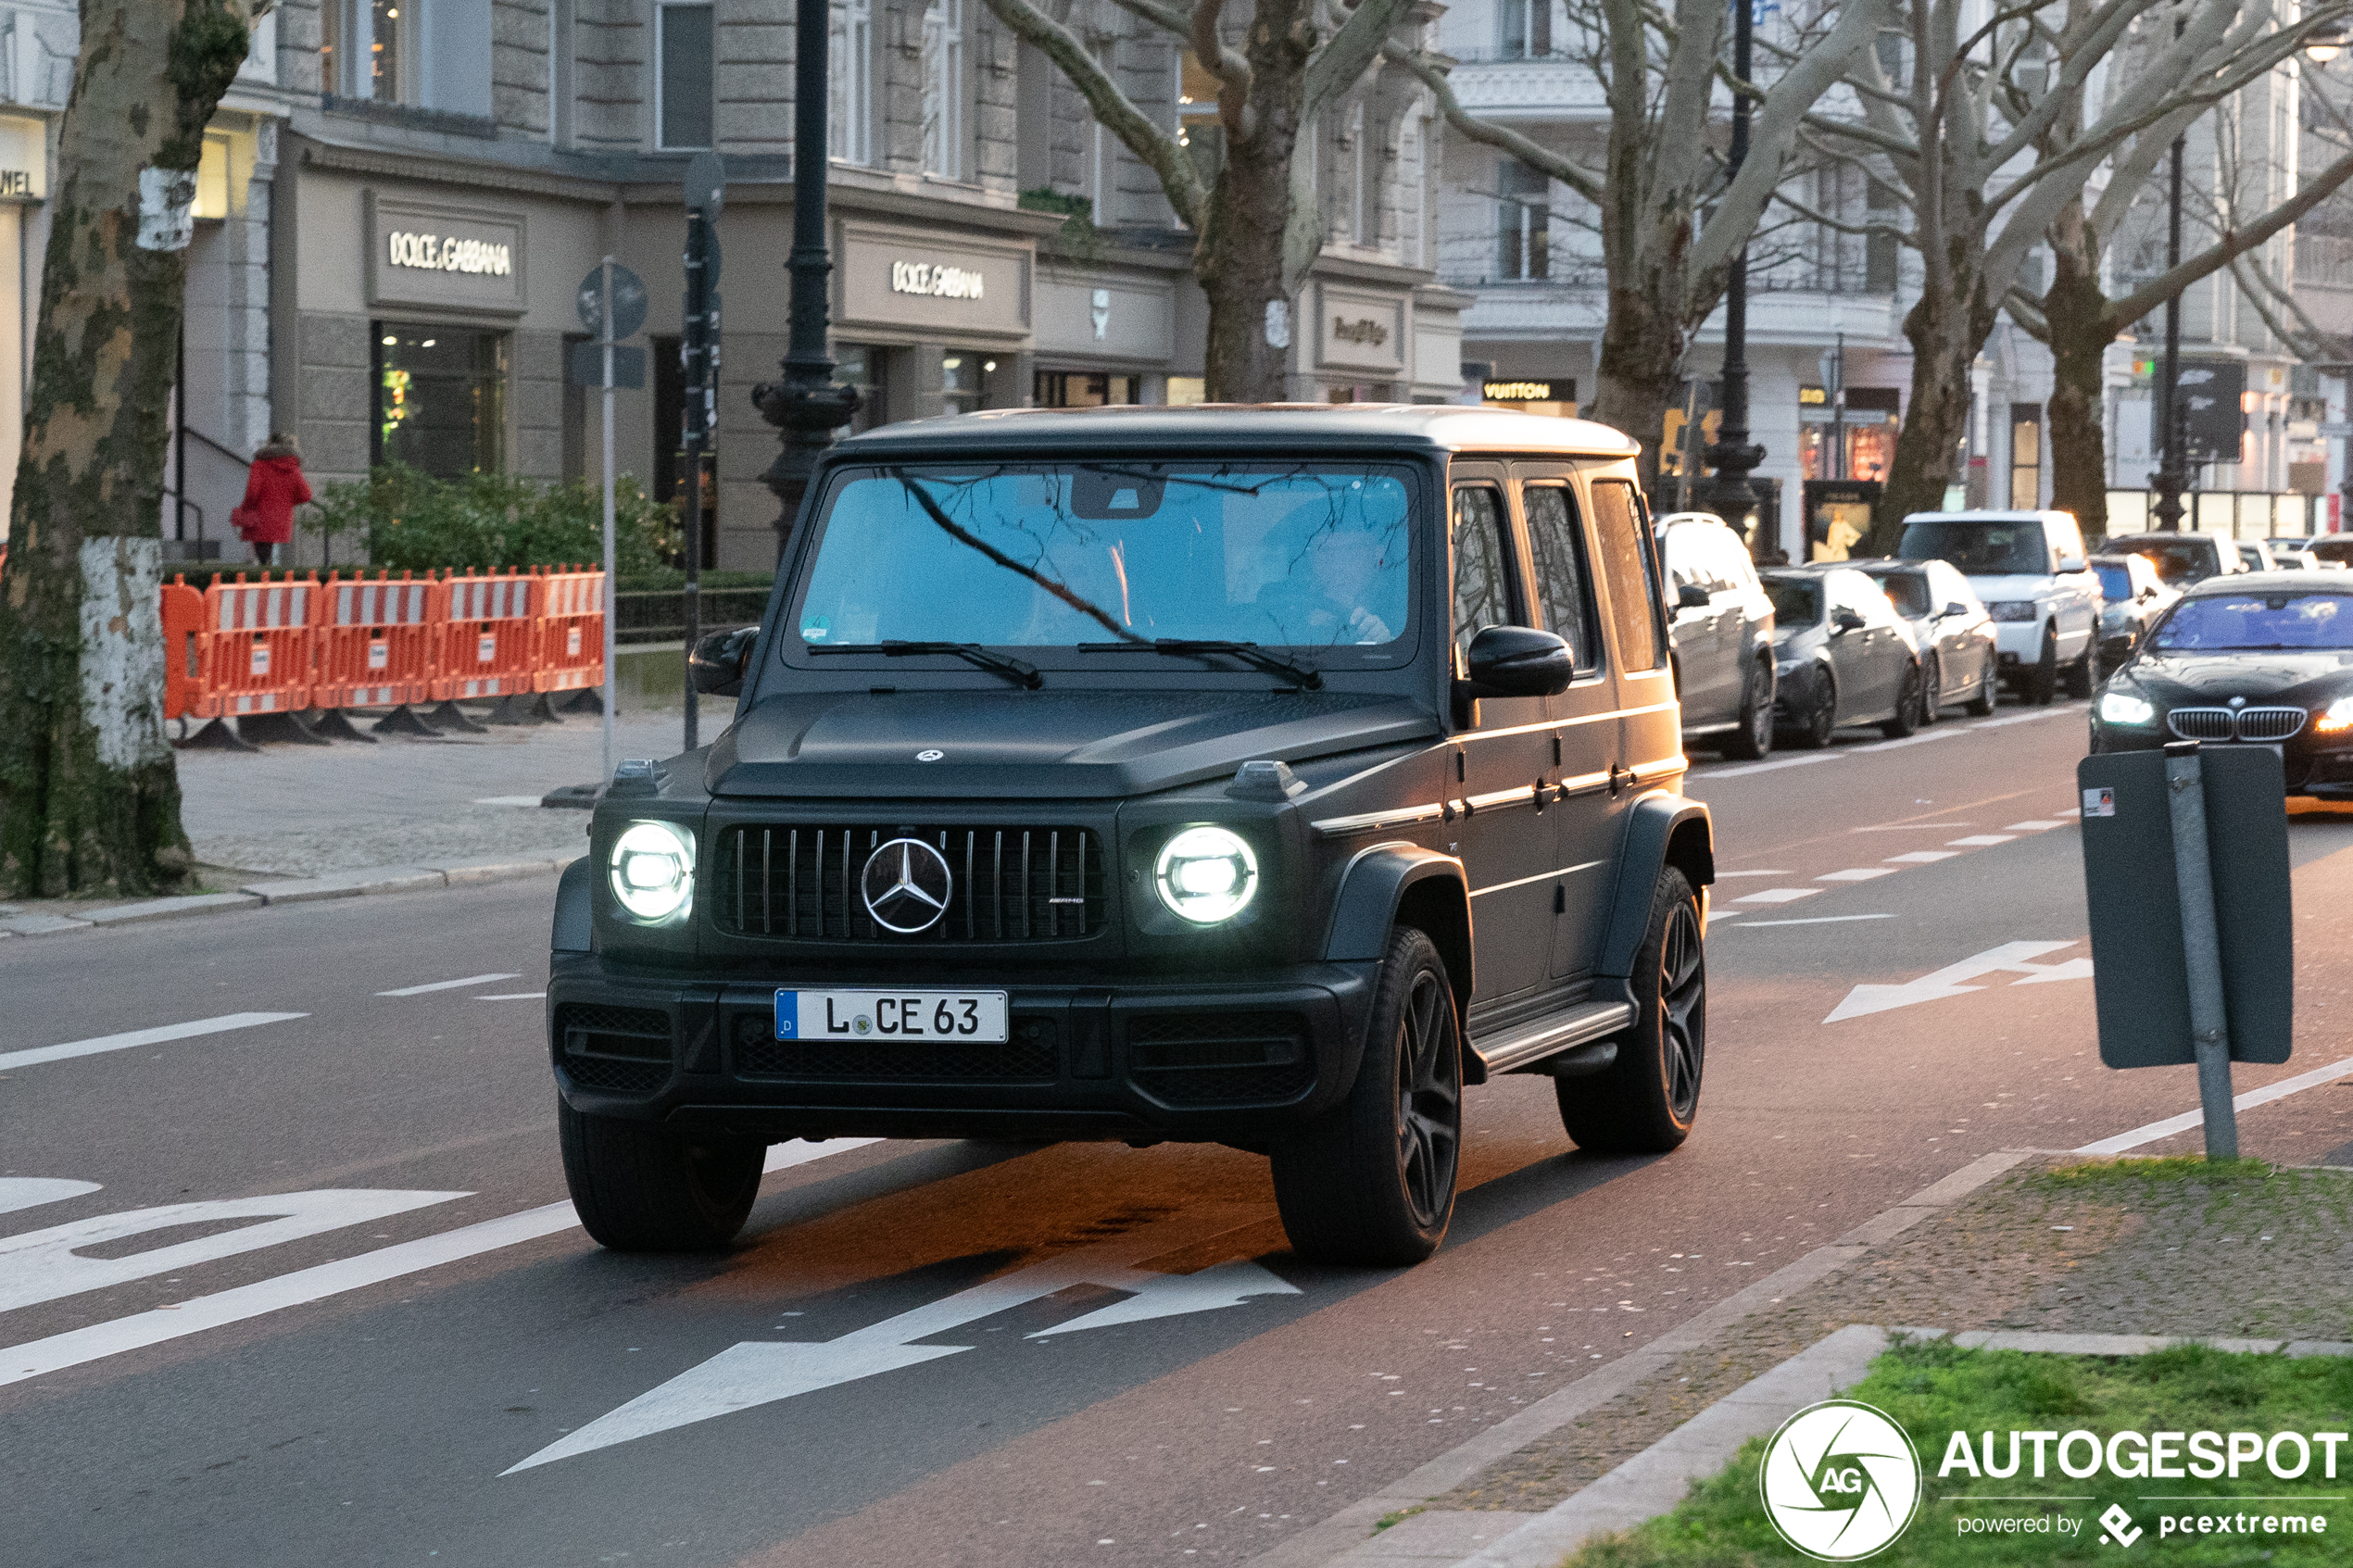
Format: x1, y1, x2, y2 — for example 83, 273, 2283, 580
1154, 827, 1259, 924
2098, 691, 2155, 726
2319, 696, 2353, 734
609, 820, 697, 922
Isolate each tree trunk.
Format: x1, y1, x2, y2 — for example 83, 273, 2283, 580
1194, 0, 1314, 403
1869, 253, 1995, 554
2043, 223, 2117, 542
0, 1, 258, 897
1589, 281, 1687, 494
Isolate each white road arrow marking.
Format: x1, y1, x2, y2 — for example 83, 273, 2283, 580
0, 1178, 101, 1217
502, 1211, 1300, 1474
1825, 940, 2093, 1023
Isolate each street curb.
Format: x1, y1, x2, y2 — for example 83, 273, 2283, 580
0, 856, 579, 938
1245, 1150, 2033, 1568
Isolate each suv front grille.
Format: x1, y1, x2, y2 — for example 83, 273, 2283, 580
2166, 706, 2308, 743
556, 1003, 673, 1094
711, 824, 1107, 942
731, 1012, 1060, 1080
1128, 1012, 1314, 1107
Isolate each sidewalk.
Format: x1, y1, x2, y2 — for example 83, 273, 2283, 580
1264, 1149, 2353, 1568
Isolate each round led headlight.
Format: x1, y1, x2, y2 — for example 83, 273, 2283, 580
1153, 826, 1259, 924
609, 820, 697, 922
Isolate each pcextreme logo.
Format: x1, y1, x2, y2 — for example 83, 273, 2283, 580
1761, 1400, 1926, 1561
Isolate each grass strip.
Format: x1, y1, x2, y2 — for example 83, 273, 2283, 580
1566, 1336, 2353, 1565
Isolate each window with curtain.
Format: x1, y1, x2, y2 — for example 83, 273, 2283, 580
922, 0, 966, 180
1498, 0, 1551, 58
659, 4, 715, 150
831, 0, 874, 165
1497, 160, 1549, 282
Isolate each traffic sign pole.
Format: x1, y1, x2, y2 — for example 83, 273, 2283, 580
2165, 743, 2239, 1159
679, 155, 724, 753
600, 255, 617, 785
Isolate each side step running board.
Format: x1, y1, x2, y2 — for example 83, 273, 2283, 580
1472, 999, 1637, 1077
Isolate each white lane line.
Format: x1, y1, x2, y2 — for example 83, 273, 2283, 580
2006, 820, 2067, 831
1946, 835, 2016, 847
1817, 868, 1897, 882
1720, 913, 1894, 929
1973, 705, 2084, 729
1855, 730, 1961, 753
1696, 705, 2086, 780
1702, 754, 1844, 780
1886, 850, 1960, 863
0, 1139, 880, 1388
1735, 888, 1822, 905
0, 1012, 309, 1073
1714, 870, 1795, 878
1851, 822, 1973, 831
377, 973, 522, 997
2075, 1059, 2353, 1157
476, 993, 547, 1001
473, 796, 545, 807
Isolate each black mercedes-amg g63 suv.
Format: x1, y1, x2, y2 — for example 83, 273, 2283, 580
547, 405, 1714, 1266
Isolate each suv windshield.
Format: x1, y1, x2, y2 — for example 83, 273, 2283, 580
1763, 578, 1822, 626
793, 463, 1413, 652
2120, 538, 2218, 583
1896, 518, 2049, 574
2150, 593, 2353, 651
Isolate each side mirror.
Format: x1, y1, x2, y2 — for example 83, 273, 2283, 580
689, 625, 759, 697
2057, 555, 2087, 573
1831, 607, 1867, 633
1944, 600, 1970, 619
1677, 583, 1711, 609
1462, 624, 1575, 699
2141, 586, 2158, 601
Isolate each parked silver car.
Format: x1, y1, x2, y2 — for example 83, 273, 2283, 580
2088, 551, 2178, 666
1855, 559, 1998, 719
1761, 565, 1925, 746
1655, 511, 1778, 759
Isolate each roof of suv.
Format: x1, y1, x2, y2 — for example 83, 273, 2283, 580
830, 403, 1642, 458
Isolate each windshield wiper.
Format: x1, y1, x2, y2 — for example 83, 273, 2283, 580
811, 641, 1043, 689
1076, 639, 1323, 690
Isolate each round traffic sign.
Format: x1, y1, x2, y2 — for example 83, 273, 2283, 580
576, 262, 648, 341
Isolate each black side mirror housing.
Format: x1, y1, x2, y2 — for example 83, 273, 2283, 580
689, 625, 760, 697
1460, 624, 1575, 701
1831, 608, 1867, 633
1677, 583, 1711, 609
1944, 600, 1970, 619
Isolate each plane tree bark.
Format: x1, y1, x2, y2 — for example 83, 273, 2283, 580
0, 1, 267, 897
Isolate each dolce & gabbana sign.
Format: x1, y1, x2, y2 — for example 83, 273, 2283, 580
839, 220, 1028, 335
366, 193, 527, 316
889, 258, 987, 300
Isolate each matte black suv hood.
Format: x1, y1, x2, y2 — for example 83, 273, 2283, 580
708, 689, 1441, 799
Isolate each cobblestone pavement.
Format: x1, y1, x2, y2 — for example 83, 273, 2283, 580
178, 709, 686, 878
1431, 1157, 2353, 1514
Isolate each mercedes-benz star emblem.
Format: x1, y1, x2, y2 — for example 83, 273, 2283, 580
861, 837, 954, 934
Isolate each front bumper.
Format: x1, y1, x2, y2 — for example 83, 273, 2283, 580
2088, 717, 2353, 796
1992, 619, 2046, 664
547, 953, 1380, 1146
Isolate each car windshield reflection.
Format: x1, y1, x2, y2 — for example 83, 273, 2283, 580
1896, 520, 2047, 574
2150, 593, 2353, 650
792, 463, 1413, 654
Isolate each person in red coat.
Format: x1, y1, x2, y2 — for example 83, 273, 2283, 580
235, 433, 311, 567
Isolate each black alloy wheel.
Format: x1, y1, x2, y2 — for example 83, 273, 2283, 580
1788, 672, 1837, 749
2062, 641, 2098, 699
2023, 628, 2058, 706
1557, 867, 1705, 1153
1272, 926, 1462, 1266
1919, 654, 1942, 724
1721, 658, 1774, 760
1965, 649, 1998, 716
1881, 661, 1922, 739
559, 1097, 765, 1251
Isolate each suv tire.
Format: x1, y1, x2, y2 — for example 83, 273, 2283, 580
1272, 926, 1460, 1266
559, 1097, 764, 1251
1557, 867, 1705, 1154
2023, 628, 2058, 706
1881, 662, 1922, 739
1720, 659, 1774, 760
2061, 642, 2097, 699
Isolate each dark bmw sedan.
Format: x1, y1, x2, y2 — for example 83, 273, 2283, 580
2091, 571, 2353, 797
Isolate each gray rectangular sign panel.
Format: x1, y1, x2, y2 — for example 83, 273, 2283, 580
2077, 746, 2292, 1068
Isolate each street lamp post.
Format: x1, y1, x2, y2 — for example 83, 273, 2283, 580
1702, 0, 1768, 544
2152, 84, 2189, 533
755, 0, 861, 557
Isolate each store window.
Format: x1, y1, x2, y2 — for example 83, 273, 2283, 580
837, 344, 889, 433
372, 326, 506, 477
1166, 376, 1206, 406
321, 2, 490, 114
941, 352, 998, 415
1036, 371, 1140, 408
830, 0, 875, 166
659, 4, 715, 150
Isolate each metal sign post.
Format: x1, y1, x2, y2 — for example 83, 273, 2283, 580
681, 151, 724, 753
2077, 741, 2293, 1160
573, 259, 648, 784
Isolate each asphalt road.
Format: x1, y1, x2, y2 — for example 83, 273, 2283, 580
6, 696, 2353, 1568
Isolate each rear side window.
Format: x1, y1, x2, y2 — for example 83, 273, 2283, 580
1877, 572, 1931, 615
1451, 486, 1517, 661
1524, 484, 1598, 668
1590, 480, 1664, 671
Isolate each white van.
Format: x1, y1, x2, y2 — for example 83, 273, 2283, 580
1892, 509, 2101, 704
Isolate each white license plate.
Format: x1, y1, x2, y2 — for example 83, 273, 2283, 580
774, 988, 1009, 1043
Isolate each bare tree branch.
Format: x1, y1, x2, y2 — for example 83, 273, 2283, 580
1383, 43, 1607, 206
